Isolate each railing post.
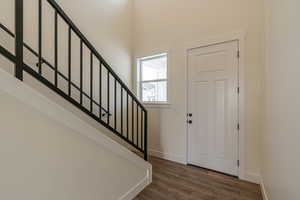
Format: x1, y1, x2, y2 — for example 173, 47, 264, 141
15, 0, 23, 80
144, 110, 148, 161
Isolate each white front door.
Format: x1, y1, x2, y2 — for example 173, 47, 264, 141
187, 41, 239, 176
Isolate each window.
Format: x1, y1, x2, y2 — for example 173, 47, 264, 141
137, 53, 168, 104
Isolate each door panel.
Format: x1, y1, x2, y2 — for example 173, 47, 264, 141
187, 41, 239, 176
215, 79, 226, 158
193, 82, 209, 159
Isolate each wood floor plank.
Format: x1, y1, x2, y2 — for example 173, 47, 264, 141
135, 157, 262, 200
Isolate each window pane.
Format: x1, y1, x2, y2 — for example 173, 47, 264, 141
142, 81, 167, 102
141, 55, 167, 81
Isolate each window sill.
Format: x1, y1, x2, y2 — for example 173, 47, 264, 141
143, 102, 171, 108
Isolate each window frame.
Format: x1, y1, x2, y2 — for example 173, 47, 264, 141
137, 52, 170, 105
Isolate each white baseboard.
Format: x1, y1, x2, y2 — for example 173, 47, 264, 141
243, 172, 261, 184
119, 174, 151, 200
260, 178, 269, 200
149, 149, 186, 165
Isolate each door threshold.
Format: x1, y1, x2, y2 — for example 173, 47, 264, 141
187, 164, 238, 179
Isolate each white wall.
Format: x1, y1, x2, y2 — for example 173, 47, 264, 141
133, 0, 264, 180
262, 0, 300, 199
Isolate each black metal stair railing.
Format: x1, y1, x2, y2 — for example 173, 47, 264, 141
0, 0, 148, 160
0, 23, 110, 117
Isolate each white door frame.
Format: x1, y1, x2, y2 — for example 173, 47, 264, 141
184, 31, 246, 180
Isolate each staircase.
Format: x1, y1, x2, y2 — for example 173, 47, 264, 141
0, 0, 148, 160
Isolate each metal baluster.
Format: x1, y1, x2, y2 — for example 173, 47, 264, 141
68, 27, 71, 96
90, 52, 93, 112
144, 110, 148, 161
38, 0, 42, 75
141, 110, 144, 150
127, 93, 129, 139
99, 62, 102, 119
114, 79, 117, 130
80, 41, 83, 105
107, 71, 110, 125
132, 99, 134, 143
121, 87, 123, 136
137, 105, 139, 147
54, 11, 58, 86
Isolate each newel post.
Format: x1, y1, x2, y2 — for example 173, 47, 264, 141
144, 110, 148, 161
15, 0, 23, 80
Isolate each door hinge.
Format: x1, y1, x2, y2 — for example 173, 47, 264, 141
237, 51, 240, 58
237, 160, 240, 167
237, 123, 240, 130
237, 87, 240, 94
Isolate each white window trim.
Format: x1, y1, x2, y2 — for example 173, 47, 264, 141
137, 52, 170, 106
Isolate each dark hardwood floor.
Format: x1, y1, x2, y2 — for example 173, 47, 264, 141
135, 157, 262, 200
